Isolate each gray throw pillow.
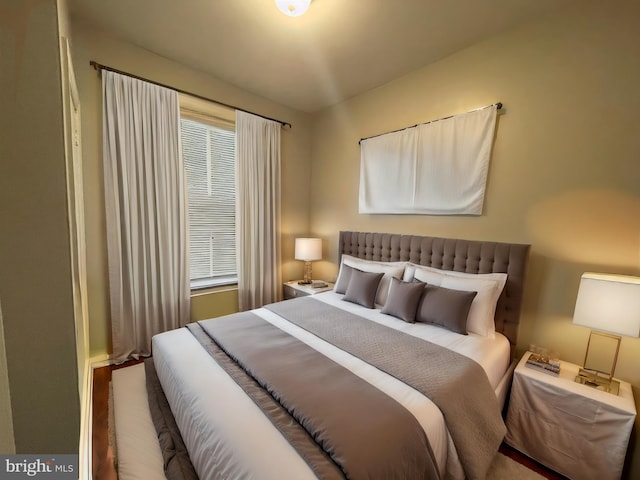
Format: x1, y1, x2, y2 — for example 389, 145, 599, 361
343, 268, 384, 309
381, 277, 425, 323
334, 264, 354, 294
415, 284, 477, 334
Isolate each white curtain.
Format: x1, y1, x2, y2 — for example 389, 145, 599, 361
359, 104, 498, 215
102, 71, 190, 362
235, 111, 281, 310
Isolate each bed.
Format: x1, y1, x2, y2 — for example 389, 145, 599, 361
112, 231, 530, 480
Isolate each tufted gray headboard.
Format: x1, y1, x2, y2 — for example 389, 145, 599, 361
338, 231, 530, 352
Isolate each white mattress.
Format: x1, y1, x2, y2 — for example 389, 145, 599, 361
114, 292, 511, 480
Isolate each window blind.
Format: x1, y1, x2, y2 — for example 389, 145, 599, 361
181, 118, 236, 285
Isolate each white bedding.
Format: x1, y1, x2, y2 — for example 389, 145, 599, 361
145, 291, 510, 480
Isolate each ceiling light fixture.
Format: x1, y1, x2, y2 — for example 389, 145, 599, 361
275, 0, 311, 17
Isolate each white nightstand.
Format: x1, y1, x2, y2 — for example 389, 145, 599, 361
505, 352, 636, 480
283, 280, 334, 300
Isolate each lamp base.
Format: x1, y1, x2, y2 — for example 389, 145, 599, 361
299, 260, 313, 284
575, 368, 620, 395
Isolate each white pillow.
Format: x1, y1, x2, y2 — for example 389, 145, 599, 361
403, 264, 417, 282
440, 275, 506, 338
412, 265, 447, 286
410, 264, 507, 338
335, 255, 406, 307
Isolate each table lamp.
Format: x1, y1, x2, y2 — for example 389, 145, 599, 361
572, 272, 640, 395
294, 238, 322, 284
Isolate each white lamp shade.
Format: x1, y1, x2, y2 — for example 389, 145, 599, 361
294, 238, 322, 261
572, 273, 640, 338
275, 0, 311, 17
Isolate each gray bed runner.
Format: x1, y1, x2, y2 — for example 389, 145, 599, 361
186, 320, 344, 480
266, 297, 506, 480
197, 311, 440, 480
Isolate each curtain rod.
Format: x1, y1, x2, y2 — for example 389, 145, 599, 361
89, 60, 292, 129
358, 102, 502, 145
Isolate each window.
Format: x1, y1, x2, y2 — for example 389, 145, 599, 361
180, 95, 236, 289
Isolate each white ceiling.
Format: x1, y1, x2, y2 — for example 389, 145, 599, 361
69, 0, 576, 113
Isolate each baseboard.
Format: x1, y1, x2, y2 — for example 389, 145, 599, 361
90, 353, 112, 369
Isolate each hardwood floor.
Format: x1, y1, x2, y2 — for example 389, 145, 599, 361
91, 361, 568, 480
92, 364, 117, 480
499, 443, 568, 480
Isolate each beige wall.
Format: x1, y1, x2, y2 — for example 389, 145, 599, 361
0, 0, 80, 453
70, 20, 314, 355
190, 288, 239, 322
310, 2, 640, 477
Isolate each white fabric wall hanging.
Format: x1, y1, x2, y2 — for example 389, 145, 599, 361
359, 104, 499, 215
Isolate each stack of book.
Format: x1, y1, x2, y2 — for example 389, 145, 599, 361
525, 352, 560, 376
